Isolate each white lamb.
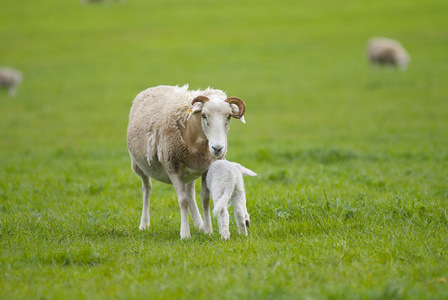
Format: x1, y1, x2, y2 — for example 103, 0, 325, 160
0, 67, 22, 97
206, 160, 256, 240
366, 37, 410, 71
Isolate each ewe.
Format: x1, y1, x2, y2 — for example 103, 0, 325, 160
207, 160, 256, 240
367, 37, 410, 70
0, 67, 22, 97
127, 85, 246, 239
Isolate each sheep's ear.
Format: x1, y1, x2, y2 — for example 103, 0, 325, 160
226, 97, 246, 123
230, 104, 246, 124
187, 96, 209, 120
187, 102, 203, 120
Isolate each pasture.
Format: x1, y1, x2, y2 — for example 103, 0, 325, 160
1, 0, 447, 298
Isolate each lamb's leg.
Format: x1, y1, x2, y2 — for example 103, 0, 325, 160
217, 208, 230, 241
186, 181, 203, 230
234, 202, 248, 236
170, 175, 190, 239
201, 174, 213, 234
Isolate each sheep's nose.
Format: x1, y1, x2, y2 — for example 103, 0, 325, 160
212, 145, 223, 153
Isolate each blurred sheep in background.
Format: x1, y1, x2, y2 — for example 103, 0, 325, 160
0, 67, 22, 97
367, 37, 410, 71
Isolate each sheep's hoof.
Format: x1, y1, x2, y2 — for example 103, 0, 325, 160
203, 226, 213, 235
180, 227, 191, 239
180, 233, 191, 239
193, 220, 203, 230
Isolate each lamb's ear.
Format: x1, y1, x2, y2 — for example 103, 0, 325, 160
187, 96, 209, 120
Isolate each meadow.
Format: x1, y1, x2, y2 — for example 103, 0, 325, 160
1, 0, 447, 299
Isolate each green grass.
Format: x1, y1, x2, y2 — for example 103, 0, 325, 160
1, 0, 448, 299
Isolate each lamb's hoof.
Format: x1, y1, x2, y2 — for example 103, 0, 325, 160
139, 223, 150, 230
221, 231, 230, 241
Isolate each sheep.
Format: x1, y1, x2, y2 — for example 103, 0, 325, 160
366, 37, 410, 71
127, 84, 247, 239
206, 160, 256, 240
0, 67, 22, 97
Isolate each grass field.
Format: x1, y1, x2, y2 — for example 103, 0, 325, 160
1, 0, 448, 299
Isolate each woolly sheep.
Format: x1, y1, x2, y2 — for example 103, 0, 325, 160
127, 84, 247, 239
0, 67, 22, 97
207, 160, 256, 240
367, 37, 410, 70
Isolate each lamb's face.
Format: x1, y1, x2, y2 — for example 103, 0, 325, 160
201, 101, 232, 157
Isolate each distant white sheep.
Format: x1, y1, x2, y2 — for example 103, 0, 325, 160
367, 37, 410, 71
127, 85, 246, 239
0, 67, 22, 97
206, 160, 256, 240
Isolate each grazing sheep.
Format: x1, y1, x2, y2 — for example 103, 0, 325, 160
367, 37, 410, 70
207, 160, 256, 240
127, 85, 246, 239
0, 67, 22, 97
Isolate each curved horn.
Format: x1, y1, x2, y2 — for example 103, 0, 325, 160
225, 97, 246, 119
191, 95, 210, 105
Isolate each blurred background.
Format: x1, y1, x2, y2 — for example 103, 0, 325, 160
2, 0, 446, 159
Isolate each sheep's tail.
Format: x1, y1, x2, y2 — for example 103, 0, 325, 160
235, 163, 257, 177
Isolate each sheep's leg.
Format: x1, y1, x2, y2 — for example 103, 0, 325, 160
170, 175, 190, 239
9, 86, 17, 97
186, 181, 203, 230
132, 160, 151, 230
139, 175, 151, 230
201, 174, 213, 234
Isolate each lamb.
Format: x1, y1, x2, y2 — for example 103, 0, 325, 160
127, 84, 246, 239
206, 160, 256, 240
0, 67, 22, 97
366, 37, 410, 71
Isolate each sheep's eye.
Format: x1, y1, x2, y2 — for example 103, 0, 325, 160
227, 115, 231, 121
202, 114, 207, 119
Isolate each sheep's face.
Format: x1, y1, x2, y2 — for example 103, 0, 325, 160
188, 95, 246, 157
200, 101, 232, 157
